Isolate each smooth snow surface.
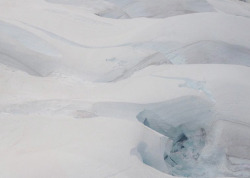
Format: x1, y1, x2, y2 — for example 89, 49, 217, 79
0, 0, 250, 177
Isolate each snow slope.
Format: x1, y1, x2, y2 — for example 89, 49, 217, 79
0, 0, 250, 177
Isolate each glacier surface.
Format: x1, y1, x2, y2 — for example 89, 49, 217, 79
0, 0, 250, 177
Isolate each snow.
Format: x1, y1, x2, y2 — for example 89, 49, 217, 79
0, 0, 250, 177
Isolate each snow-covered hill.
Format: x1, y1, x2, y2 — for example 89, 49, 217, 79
0, 0, 250, 177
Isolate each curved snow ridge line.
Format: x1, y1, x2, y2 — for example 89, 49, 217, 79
20, 21, 177, 51
0, 20, 62, 57
14, 20, 250, 68
99, 40, 250, 82
167, 40, 250, 66
104, 53, 172, 82
133, 13, 250, 50
109, 40, 250, 82
136, 40, 250, 66
149, 40, 250, 66
19, 21, 133, 49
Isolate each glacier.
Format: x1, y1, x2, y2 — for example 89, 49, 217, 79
0, 0, 250, 177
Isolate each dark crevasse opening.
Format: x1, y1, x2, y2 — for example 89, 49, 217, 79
137, 109, 208, 177
135, 96, 250, 177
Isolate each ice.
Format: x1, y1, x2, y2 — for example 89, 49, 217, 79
152, 76, 215, 102
136, 108, 209, 176
1, 0, 250, 177
136, 105, 250, 177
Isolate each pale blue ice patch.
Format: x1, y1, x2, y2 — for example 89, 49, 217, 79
152, 75, 215, 102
